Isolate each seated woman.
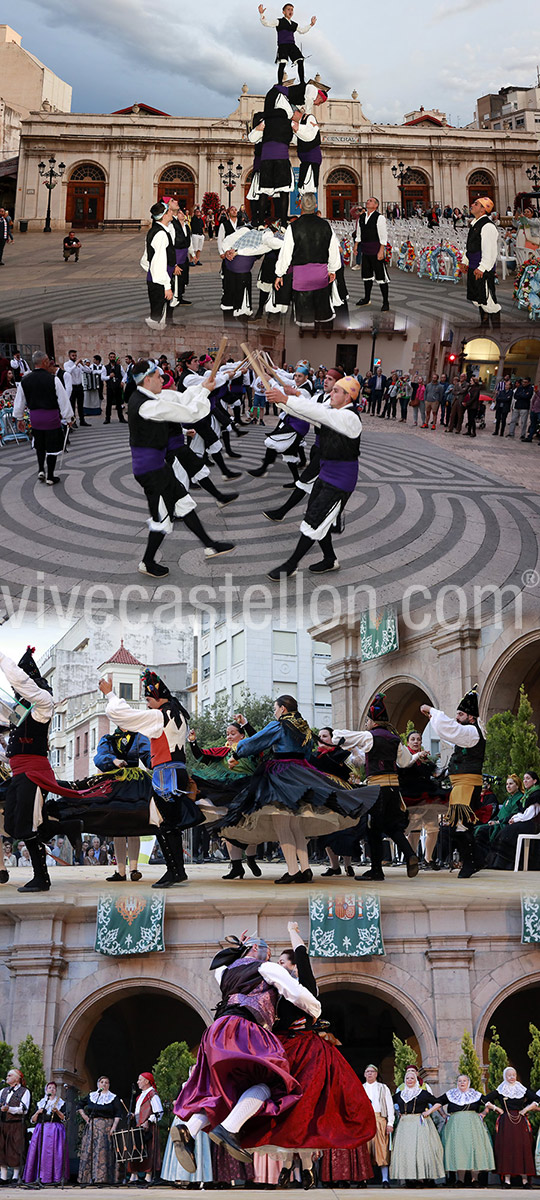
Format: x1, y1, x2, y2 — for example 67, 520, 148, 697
187, 715, 261, 880
474, 773, 524, 866
490, 771, 540, 870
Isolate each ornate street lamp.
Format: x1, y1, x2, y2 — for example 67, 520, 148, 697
391, 161, 412, 217
38, 156, 66, 233
218, 158, 243, 204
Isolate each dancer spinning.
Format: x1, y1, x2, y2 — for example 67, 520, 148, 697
187, 718, 262, 880
246, 922, 376, 1186
420, 687, 485, 879
172, 934, 320, 1169
265, 374, 362, 578
100, 667, 204, 888
258, 5, 317, 86
220, 694, 378, 882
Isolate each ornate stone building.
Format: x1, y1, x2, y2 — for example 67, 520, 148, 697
14, 89, 539, 229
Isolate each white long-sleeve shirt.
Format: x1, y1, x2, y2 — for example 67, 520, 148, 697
332, 728, 416, 769
462, 218, 498, 273
512, 802, 540, 823
13, 373, 73, 423
221, 227, 283, 259
294, 114, 319, 144
214, 960, 321, 1020
260, 14, 313, 33
275, 221, 341, 279
104, 693, 188, 767
218, 219, 238, 256
0, 651, 55, 724
135, 1087, 163, 1124
354, 213, 388, 248
140, 222, 175, 288
279, 393, 362, 439
63, 358, 83, 387
133, 384, 211, 425
426, 709, 480, 749
1, 1087, 31, 1115
363, 1080, 394, 1126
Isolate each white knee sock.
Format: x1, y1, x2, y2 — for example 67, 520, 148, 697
12, 1169, 19, 1180
299, 1151, 313, 1169
0, 1169, 7, 1181
273, 815, 299, 875
186, 1112, 210, 1137
222, 1084, 271, 1133
381, 1166, 389, 1182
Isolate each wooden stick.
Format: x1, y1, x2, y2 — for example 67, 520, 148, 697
207, 335, 228, 385
257, 353, 282, 384
240, 342, 271, 388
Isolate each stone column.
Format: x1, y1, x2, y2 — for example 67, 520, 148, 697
430, 627, 481, 713
425, 923, 474, 1086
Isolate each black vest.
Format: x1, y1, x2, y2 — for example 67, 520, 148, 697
318, 407, 361, 462
7, 703, 50, 758
172, 217, 191, 250
220, 217, 237, 239
20, 369, 60, 413
291, 215, 332, 264
128, 389, 170, 450
448, 721, 486, 776
358, 210, 381, 248
146, 222, 176, 274
107, 731, 140, 766
466, 214, 492, 258
365, 727, 400, 776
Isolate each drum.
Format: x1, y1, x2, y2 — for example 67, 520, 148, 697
111, 1124, 146, 1163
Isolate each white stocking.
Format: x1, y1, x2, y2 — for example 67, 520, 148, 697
291, 817, 309, 873
186, 1112, 210, 1138
222, 1084, 271, 1133
273, 814, 299, 875
299, 1151, 313, 1169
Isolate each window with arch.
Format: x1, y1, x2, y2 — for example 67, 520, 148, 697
69, 163, 106, 181
327, 168, 357, 185
469, 170, 494, 186
405, 169, 430, 185
159, 165, 195, 183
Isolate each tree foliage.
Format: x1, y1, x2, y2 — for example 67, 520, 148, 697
17, 1035, 45, 1108
527, 1023, 540, 1135
484, 688, 540, 798
152, 1041, 195, 1109
0, 1041, 13, 1083
511, 687, 540, 779
191, 688, 275, 747
487, 1026, 508, 1091
458, 1030, 483, 1092
392, 1033, 418, 1089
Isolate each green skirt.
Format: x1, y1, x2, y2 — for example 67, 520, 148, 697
390, 1115, 445, 1181
441, 1111, 495, 1172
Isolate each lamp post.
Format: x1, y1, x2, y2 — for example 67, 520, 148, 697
38, 156, 66, 233
218, 158, 243, 206
525, 164, 540, 213
391, 161, 412, 217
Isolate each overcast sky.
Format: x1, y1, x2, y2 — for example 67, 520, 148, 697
8, 0, 539, 126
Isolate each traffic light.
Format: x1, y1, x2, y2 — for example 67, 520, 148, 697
448, 353, 457, 364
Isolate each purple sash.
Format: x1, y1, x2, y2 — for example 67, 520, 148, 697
167, 430, 184, 451
29, 410, 61, 430
468, 251, 482, 270
298, 145, 322, 164
278, 28, 295, 43
319, 458, 358, 492
225, 254, 253, 274
287, 416, 309, 436
131, 447, 165, 475
360, 241, 381, 256
175, 248, 189, 265
293, 263, 328, 291
261, 141, 290, 161
146, 264, 175, 282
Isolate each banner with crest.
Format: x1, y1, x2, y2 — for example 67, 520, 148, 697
308, 892, 385, 958
95, 893, 165, 956
360, 605, 399, 661
522, 894, 540, 944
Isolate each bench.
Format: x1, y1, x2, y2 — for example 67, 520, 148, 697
98, 219, 143, 232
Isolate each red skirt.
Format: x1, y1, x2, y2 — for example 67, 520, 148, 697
244, 1030, 376, 1150
495, 1113, 535, 1178
320, 1144, 373, 1183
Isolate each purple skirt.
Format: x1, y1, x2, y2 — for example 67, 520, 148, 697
174, 1015, 302, 1127
23, 1123, 69, 1183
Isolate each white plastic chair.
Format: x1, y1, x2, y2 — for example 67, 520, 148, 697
513, 832, 540, 871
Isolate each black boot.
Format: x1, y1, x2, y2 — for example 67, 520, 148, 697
248, 449, 277, 477
308, 531, 338, 574
380, 283, 390, 311
139, 530, 168, 578
199, 477, 238, 506
18, 838, 51, 892
278, 1167, 292, 1188
212, 450, 241, 479
356, 281, 373, 307
246, 855, 262, 877
263, 487, 302, 521
490, 311, 501, 329
222, 861, 245, 880
182, 509, 235, 555
152, 831, 188, 888
267, 533, 313, 580
222, 429, 241, 459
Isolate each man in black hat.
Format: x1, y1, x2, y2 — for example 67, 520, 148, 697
420, 688, 485, 879
333, 694, 421, 881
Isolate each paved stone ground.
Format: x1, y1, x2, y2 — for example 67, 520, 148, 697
0, 1187, 522, 1198
0, 232, 529, 333
0, 411, 538, 622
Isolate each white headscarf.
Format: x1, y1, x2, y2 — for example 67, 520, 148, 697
497, 1068, 527, 1100
400, 1071, 422, 1102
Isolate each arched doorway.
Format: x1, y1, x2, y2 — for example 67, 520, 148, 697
503, 337, 540, 383
468, 170, 495, 210
463, 337, 501, 390
158, 165, 196, 211
325, 169, 359, 220
402, 169, 430, 216
482, 984, 540, 1081
320, 986, 418, 1087
66, 164, 106, 228
363, 679, 435, 738
484, 634, 540, 731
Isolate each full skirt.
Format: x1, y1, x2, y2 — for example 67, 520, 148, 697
320, 1143, 373, 1183
390, 1114, 445, 1181
23, 1123, 69, 1184
78, 1116, 117, 1184
494, 1112, 535, 1178
161, 1121, 213, 1183
441, 1111, 495, 1172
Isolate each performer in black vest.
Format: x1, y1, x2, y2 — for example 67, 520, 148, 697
140, 201, 177, 329
220, 224, 284, 318
461, 197, 501, 328
247, 111, 265, 228
293, 82, 328, 193
128, 361, 234, 578
0, 1069, 31, 1185
258, 83, 296, 227
275, 193, 341, 324
13, 351, 73, 485
354, 198, 390, 311
259, 4, 317, 85
420, 687, 486, 878
263, 366, 344, 522
217, 207, 239, 256
266, 375, 363, 578
332, 695, 422, 881
169, 199, 192, 304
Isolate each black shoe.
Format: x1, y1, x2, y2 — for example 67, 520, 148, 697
381, 303, 390, 312
321, 867, 341, 877
208, 1125, 253, 1164
278, 1167, 292, 1188
17, 877, 51, 893
267, 562, 297, 581
151, 870, 188, 888
302, 1169, 315, 1190
275, 872, 302, 884
80, 421, 90, 426
216, 492, 239, 507
204, 542, 235, 558
300, 868, 313, 883
308, 558, 339, 574
356, 298, 371, 306
178, 298, 192, 305
406, 854, 419, 878
458, 861, 479, 879
246, 856, 262, 877
360, 868, 385, 881
46, 476, 61, 485
130, 870, 142, 881
345, 865, 356, 878
221, 470, 242, 480
171, 1124, 197, 1173
0, 870, 9, 885
106, 871, 127, 882
263, 510, 285, 522
428, 858, 441, 871
222, 864, 245, 880
138, 561, 169, 578
226, 450, 242, 459
247, 465, 267, 477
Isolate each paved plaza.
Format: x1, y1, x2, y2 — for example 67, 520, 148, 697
0, 1187, 518, 1199
0, 231, 529, 337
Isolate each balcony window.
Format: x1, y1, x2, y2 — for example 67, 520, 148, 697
273, 631, 296, 655
215, 641, 227, 674
202, 653, 210, 680
119, 682, 133, 700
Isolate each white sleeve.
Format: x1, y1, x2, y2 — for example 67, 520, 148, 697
138, 387, 211, 425
148, 229, 171, 288
217, 224, 228, 255
396, 744, 414, 768
260, 14, 279, 25
0, 652, 54, 722
428, 709, 480, 748
297, 22, 313, 33
283, 394, 362, 438
149, 1094, 163, 1121
213, 965, 226, 985
377, 215, 388, 245
55, 376, 74, 422
258, 962, 321, 1018
104, 692, 164, 738
12, 382, 26, 420
275, 224, 295, 276
62, 372, 73, 399
332, 729, 374, 754
9, 1089, 31, 1114
328, 231, 342, 273
513, 803, 540, 823
294, 116, 318, 143
248, 126, 264, 144
382, 1084, 395, 1125
479, 223, 498, 273
63, 360, 76, 376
